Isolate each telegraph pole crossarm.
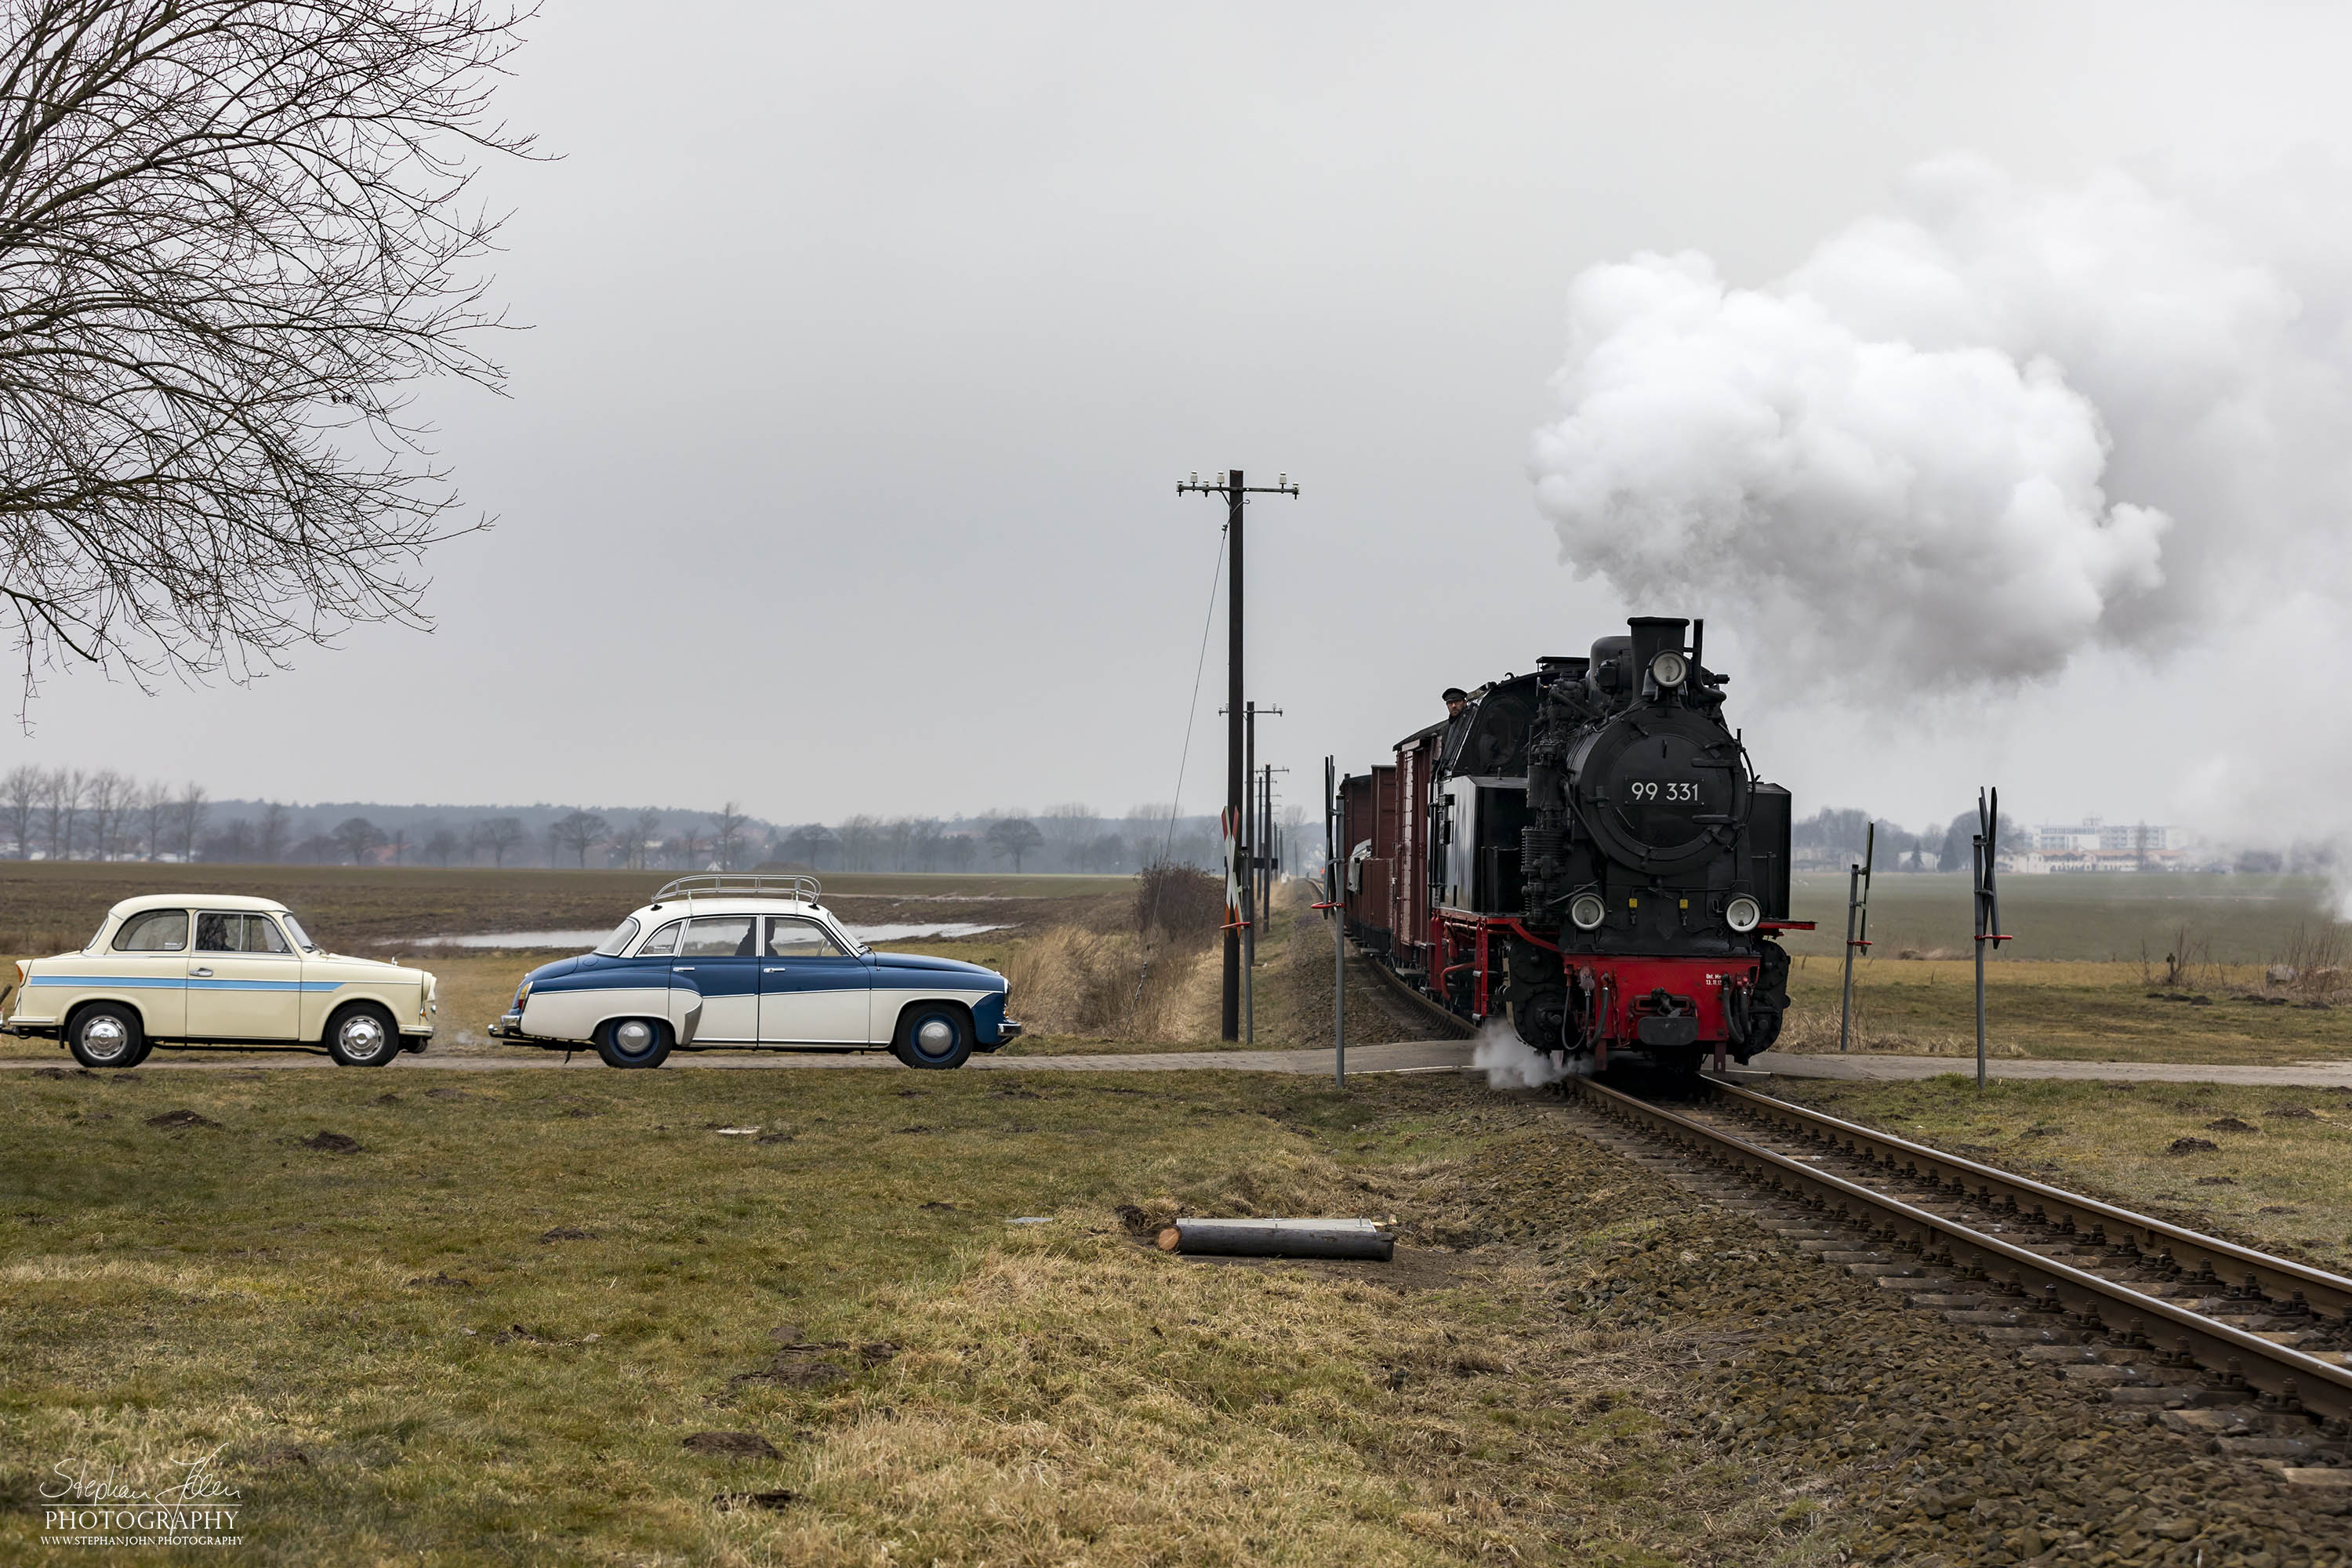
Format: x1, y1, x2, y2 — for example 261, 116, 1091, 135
1175, 463, 1299, 1044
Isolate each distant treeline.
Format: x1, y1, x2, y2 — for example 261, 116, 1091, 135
0, 770, 1245, 875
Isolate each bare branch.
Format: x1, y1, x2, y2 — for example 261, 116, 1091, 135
0, 1, 539, 710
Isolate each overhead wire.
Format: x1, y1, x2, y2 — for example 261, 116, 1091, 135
1134, 521, 1228, 1001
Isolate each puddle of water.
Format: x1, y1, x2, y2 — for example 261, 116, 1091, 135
395, 922, 1006, 951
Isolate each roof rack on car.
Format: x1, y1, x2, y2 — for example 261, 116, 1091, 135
649, 873, 822, 907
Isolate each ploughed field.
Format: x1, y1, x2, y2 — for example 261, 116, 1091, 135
7, 1065, 2344, 1566
0, 861, 1130, 955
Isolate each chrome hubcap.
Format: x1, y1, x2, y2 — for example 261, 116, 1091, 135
916, 1019, 956, 1054
82, 1016, 128, 1061
615, 1020, 654, 1053
339, 1014, 387, 1057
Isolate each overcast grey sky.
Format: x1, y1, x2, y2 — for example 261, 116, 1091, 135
12, 1, 2352, 837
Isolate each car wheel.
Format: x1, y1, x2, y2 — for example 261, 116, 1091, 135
596, 1017, 672, 1069
894, 1004, 973, 1070
67, 1003, 143, 1069
325, 1004, 401, 1067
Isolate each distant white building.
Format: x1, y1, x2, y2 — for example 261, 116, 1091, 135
2013, 818, 2181, 873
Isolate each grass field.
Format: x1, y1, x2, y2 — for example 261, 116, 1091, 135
1778, 956, 2352, 1065
1780, 870, 2340, 964
1761, 1075, 2352, 1272
0, 1067, 1845, 1566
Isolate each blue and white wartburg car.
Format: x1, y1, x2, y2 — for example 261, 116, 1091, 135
487, 877, 1022, 1069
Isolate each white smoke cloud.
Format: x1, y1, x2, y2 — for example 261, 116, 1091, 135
1471, 1018, 1581, 1089
1529, 154, 2352, 704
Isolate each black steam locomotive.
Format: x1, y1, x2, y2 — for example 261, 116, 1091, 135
1338, 615, 1804, 1072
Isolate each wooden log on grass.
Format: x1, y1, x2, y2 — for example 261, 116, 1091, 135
1156, 1218, 1394, 1261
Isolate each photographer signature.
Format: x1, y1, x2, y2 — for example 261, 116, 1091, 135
39, 1445, 242, 1504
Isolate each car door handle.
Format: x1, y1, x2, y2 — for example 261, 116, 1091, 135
191, 967, 214, 977
764, 966, 788, 973
675, 966, 695, 971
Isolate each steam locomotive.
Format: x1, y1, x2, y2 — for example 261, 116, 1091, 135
1337, 615, 1806, 1073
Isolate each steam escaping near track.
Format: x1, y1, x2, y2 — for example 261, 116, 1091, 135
1472, 1018, 1582, 1089
1530, 154, 2352, 705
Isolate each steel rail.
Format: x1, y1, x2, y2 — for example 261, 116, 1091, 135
1361, 950, 1477, 1040
1570, 1075, 2352, 1427
1705, 1079, 2352, 1326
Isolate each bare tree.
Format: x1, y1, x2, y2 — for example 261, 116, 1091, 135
2, 761, 37, 855
470, 814, 523, 868
136, 778, 169, 858
423, 825, 461, 865
985, 817, 1042, 873
171, 782, 207, 860
331, 815, 383, 865
546, 808, 608, 869
255, 800, 290, 863
624, 808, 662, 871
837, 813, 880, 871
906, 816, 942, 872
40, 764, 80, 857
0, 1, 538, 704
82, 767, 129, 857
1040, 802, 1094, 870
711, 800, 748, 871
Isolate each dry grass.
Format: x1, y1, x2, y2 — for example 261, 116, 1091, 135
0, 1066, 1842, 1566
1765, 1076, 2352, 1272
1777, 954, 2352, 1065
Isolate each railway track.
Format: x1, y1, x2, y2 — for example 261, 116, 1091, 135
1565, 1073, 2352, 1493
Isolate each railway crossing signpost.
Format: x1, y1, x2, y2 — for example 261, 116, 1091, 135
1178, 468, 1299, 1041
1838, 822, 1875, 1053
1971, 786, 2012, 1090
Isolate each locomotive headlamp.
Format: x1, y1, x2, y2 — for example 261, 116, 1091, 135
1725, 895, 1762, 933
1650, 650, 1689, 688
1570, 893, 1606, 931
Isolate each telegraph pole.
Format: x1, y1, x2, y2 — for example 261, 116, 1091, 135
1178, 469, 1298, 1040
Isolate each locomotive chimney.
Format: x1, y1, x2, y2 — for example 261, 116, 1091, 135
1627, 616, 1690, 702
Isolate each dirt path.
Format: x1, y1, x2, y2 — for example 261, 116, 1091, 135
0, 1039, 1475, 1074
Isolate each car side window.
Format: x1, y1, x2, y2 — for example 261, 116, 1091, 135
195, 913, 291, 954
113, 909, 189, 952
768, 917, 849, 960
679, 916, 756, 958
635, 921, 683, 957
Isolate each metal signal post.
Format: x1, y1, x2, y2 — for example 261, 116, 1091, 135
1972, 786, 2012, 1090
1323, 754, 1345, 1087
1838, 822, 1875, 1053
1178, 469, 1298, 1040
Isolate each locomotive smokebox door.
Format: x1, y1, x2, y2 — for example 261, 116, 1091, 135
1569, 709, 1749, 876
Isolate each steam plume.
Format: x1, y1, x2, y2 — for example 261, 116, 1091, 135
1529, 154, 2352, 703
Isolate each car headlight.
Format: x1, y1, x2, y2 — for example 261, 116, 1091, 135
1725, 895, 1761, 933
1650, 650, 1689, 688
1570, 893, 1606, 931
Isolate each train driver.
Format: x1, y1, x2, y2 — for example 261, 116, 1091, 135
1443, 686, 1468, 719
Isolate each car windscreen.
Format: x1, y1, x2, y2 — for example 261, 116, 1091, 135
279, 914, 319, 953
593, 917, 641, 957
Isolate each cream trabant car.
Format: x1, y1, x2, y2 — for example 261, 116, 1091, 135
4, 895, 437, 1069
488, 875, 1021, 1069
